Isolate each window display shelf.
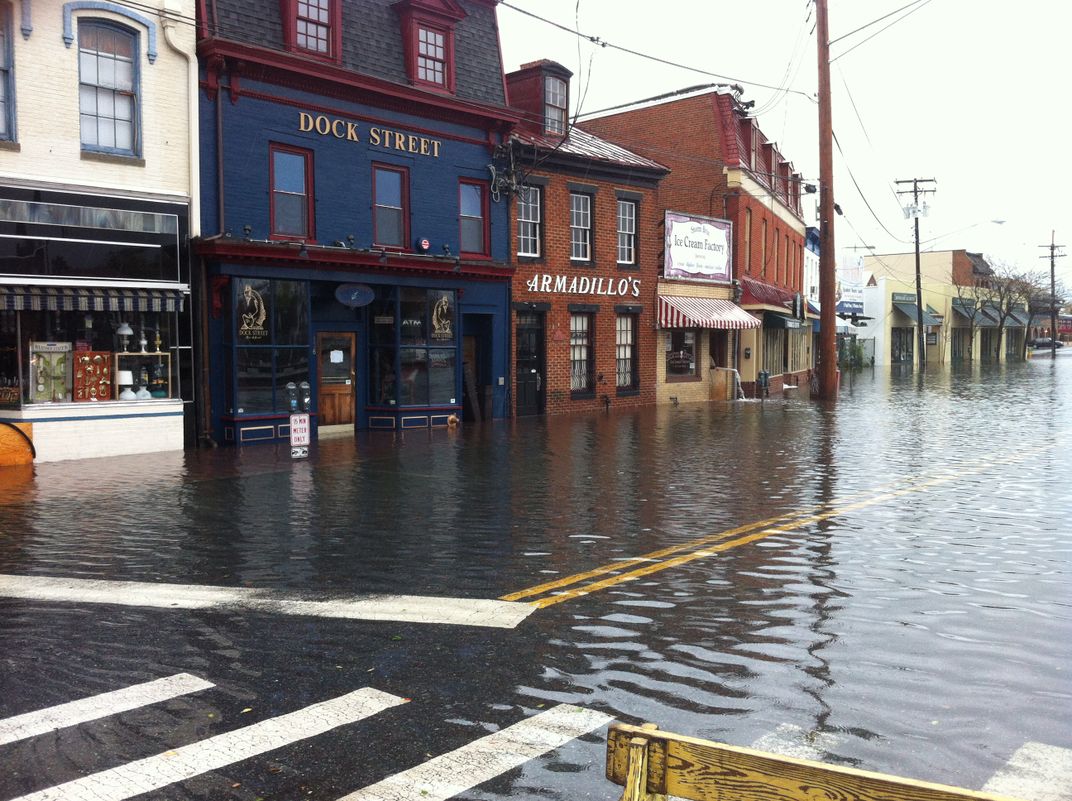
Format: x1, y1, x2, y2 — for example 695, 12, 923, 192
114, 352, 172, 399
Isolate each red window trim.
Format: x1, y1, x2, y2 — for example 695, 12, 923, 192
412, 23, 453, 92
394, 1, 465, 95
372, 163, 410, 251
278, 0, 343, 64
268, 142, 315, 243
458, 178, 490, 258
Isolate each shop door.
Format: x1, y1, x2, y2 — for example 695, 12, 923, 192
317, 332, 356, 425
516, 312, 544, 416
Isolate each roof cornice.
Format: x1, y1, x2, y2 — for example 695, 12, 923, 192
199, 38, 522, 130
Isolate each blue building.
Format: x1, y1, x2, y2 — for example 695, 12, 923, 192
195, 0, 518, 443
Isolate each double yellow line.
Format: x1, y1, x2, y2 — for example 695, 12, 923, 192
501, 447, 1050, 609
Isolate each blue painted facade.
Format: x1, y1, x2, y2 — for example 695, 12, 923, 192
195, 0, 518, 444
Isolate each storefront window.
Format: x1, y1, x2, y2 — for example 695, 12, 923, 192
1, 307, 181, 405
666, 330, 697, 377
368, 287, 456, 407
232, 279, 309, 413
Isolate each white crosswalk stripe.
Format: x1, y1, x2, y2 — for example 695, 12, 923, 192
0, 574, 534, 629
10, 687, 406, 801
984, 742, 1072, 801
337, 704, 614, 801
749, 723, 840, 762
0, 673, 213, 747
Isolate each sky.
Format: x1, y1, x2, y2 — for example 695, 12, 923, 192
496, 1, 1072, 286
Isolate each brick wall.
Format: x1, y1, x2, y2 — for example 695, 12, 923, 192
511, 170, 660, 416
583, 94, 806, 296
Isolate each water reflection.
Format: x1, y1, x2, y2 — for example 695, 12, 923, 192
1, 358, 1069, 798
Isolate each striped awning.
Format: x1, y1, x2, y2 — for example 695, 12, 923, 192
657, 296, 760, 330
0, 285, 185, 312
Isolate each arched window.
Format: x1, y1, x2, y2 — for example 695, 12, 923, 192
78, 21, 138, 155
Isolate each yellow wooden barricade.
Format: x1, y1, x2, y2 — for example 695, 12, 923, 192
607, 722, 1028, 801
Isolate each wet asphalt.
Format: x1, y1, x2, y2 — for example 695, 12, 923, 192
1, 357, 1070, 800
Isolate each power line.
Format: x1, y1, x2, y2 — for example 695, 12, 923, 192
499, 1, 816, 100
830, 0, 935, 64
828, 0, 927, 46
832, 131, 913, 244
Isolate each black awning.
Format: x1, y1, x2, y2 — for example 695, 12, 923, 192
892, 302, 941, 326
0, 284, 185, 313
764, 313, 803, 330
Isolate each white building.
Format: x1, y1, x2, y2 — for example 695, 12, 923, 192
0, 0, 198, 463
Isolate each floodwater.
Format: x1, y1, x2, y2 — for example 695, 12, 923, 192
0, 356, 1069, 800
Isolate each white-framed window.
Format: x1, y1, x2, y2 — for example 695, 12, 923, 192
570, 192, 591, 261
570, 312, 593, 391
78, 21, 138, 155
296, 0, 331, 54
517, 185, 541, 257
0, 6, 12, 141
616, 314, 638, 389
617, 199, 636, 265
417, 26, 446, 85
545, 75, 567, 134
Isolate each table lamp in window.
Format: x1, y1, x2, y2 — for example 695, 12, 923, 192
116, 322, 133, 352
117, 370, 136, 400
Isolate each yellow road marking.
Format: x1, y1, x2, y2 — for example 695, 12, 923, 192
507, 445, 1054, 609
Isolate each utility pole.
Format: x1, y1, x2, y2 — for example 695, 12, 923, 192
896, 178, 936, 370
815, 0, 838, 400
1039, 231, 1066, 359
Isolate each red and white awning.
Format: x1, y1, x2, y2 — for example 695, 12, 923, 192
657, 296, 761, 330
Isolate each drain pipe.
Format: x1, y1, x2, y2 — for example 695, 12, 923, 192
159, 4, 199, 237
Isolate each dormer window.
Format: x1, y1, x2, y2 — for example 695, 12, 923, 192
281, 0, 341, 62
417, 26, 446, 85
394, 0, 466, 94
297, 0, 330, 54
545, 75, 567, 134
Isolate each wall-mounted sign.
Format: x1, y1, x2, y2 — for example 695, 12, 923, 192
298, 113, 442, 157
335, 283, 375, 308
892, 292, 917, 303
523, 273, 641, 298
664, 211, 732, 282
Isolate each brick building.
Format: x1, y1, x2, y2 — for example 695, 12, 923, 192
582, 89, 810, 398
195, 0, 520, 442
0, 0, 197, 462
503, 60, 667, 417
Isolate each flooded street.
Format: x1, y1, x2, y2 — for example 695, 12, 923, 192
1, 358, 1070, 801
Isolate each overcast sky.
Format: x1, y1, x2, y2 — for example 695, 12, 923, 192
497, 1, 1072, 285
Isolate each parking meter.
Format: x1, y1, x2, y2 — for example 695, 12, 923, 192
299, 381, 312, 412
285, 381, 299, 412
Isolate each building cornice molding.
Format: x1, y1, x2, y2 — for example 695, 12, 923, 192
198, 38, 521, 132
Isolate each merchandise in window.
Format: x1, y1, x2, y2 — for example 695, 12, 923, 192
517, 186, 541, 257
1, 308, 180, 406
271, 146, 312, 239
666, 330, 697, 377
374, 166, 407, 248
78, 22, 138, 155
459, 182, 487, 255
570, 193, 591, 261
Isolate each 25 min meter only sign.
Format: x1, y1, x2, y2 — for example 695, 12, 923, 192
289, 413, 311, 459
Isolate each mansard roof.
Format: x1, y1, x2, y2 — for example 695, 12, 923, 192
202, 0, 508, 108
